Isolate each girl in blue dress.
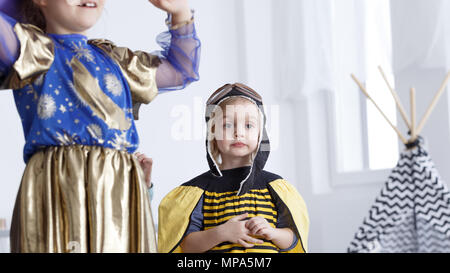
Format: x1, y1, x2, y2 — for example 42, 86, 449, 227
0, 0, 200, 253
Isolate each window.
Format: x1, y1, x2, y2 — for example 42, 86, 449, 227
364, 0, 399, 170
331, 0, 399, 185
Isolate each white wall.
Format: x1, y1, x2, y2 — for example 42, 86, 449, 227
391, 0, 450, 182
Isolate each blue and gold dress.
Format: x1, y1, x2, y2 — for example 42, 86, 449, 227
0, 10, 200, 253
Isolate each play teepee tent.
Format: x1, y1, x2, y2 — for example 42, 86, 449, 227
348, 68, 450, 253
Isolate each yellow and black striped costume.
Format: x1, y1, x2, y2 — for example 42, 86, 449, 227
158, 168, 309, 253
158, 83, 309, 253
203, 188, 279, 253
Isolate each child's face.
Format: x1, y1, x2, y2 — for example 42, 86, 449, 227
215, 100, 261, 162
36, 0, 105, 34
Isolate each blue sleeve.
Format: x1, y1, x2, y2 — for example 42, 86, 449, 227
154, 12, 201, 93
183, 194, 204, 237
0, 11, 20, 82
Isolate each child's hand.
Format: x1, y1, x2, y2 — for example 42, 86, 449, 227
218, 213, 264, 248
148, 0, 191, 22
135, 152, 153, 189
245, 216, 277, 241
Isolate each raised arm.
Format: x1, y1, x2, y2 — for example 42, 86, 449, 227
148, 1, 200, 92
0, 12, 20, 82
155, 18, 200, 92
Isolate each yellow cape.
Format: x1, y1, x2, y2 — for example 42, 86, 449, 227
158, 179, 309, 253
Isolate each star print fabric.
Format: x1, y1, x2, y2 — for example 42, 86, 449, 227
0, 11, 201, 163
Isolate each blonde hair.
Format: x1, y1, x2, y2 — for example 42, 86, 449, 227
208, 96, 261, 166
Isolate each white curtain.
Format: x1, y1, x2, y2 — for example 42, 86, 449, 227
273, 0, 395, 171
273, 0, 450, 99
272, 0, 337, 100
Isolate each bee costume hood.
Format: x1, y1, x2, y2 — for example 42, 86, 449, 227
158, 83, 309, 253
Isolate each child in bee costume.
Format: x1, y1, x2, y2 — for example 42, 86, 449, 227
158, 83, 309, 253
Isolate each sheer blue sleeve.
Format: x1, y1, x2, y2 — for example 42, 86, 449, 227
0, 11, 19, 83
154, 14, 201, 93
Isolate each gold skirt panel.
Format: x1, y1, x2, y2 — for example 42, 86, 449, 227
10, 145, 156, 253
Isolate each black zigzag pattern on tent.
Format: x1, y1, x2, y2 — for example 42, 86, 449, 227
348, 145, 450, 253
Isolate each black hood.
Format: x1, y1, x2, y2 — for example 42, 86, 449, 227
205, 83, 270, 195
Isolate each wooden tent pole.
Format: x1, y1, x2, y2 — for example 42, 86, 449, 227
378, 66, 411, 131
416, 72, 450, 136
410, 87, 416, 141
351, 74, 408, 145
